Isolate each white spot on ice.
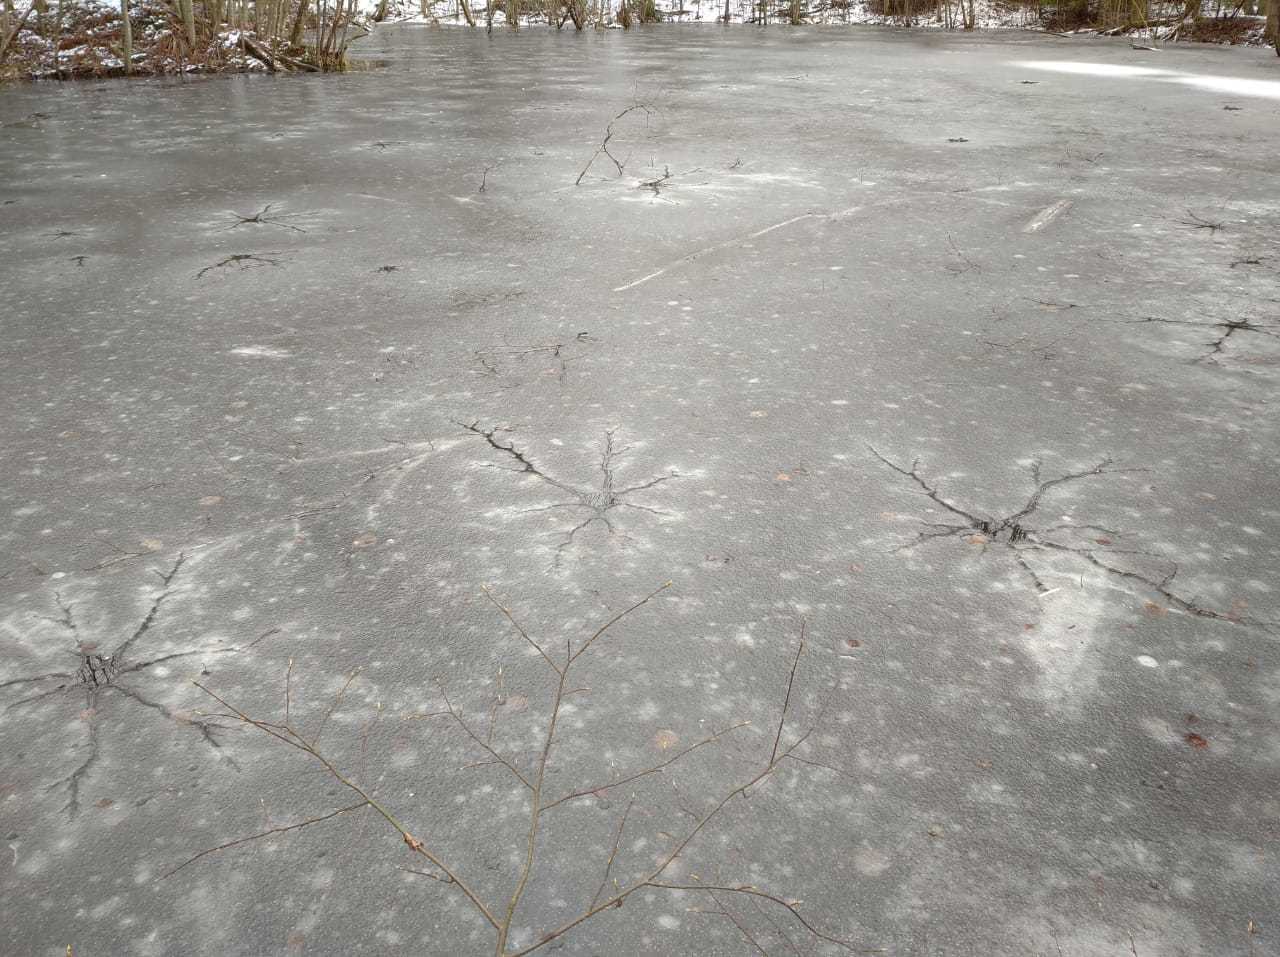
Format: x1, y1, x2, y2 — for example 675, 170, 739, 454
657, 915, 681, 930
229, 346, 291, 359
854, 847, 892, 876
1136, 655, 1159, 668
1015, 60, 1280, 100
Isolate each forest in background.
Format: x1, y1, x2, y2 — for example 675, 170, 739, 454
0, 0, 1277, 82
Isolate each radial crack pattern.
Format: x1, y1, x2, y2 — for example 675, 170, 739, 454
870, 448, 1261, 625
462, 423, 678, 566
0, 555, 261, 818
472, 332, 593, 385
1083, 314, 1280, 364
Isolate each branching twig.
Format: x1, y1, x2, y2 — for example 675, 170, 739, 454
160, 801, 369, 879
178, 590, 859, 956
575, 103, 652, 186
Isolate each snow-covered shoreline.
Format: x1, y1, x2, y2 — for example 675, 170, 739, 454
1, 0, 1273, 84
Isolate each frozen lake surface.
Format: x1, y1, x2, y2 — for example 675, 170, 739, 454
2, 25, 1279, 957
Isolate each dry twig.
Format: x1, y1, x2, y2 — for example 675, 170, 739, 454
177, 585, 859, 956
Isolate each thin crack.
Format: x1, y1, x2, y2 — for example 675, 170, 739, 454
48, 701, 99, 819
108, 683, 240, 767
1081, 314, 1280, 364
196, 253, 283, 280
1177, 211, 1224, 233
1030, 538, 1263, 625
873, 449, 1261, 625
868, 447, 984, 529
463, 423, 678, 566
110, 554, 185, 667
1, 554, 270, 818
472, 332, 593, 384
225, 204, 306, 233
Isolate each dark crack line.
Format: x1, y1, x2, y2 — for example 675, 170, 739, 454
196, 253, 283, 280
868, 446, 985, 529
225, 204, 306, 233
108, 683, 241, 768
1177, 211, 1224, 233
1006, 458, 1145, 530
1012, 550, 1050, 594
0, 554, 273, 818
1191, 320, 1280, 364
472, 332, 593, 384
0, 671, 75, 692
47, 695, 99, 819
872, 447, 1128, 546
464, 423, 677, 565
1030, 537, 1267, 627
873, 449, 1262, 627
110, 554, 186, 667
47, 591, 78, 634
460, 422, 581, 496
1080, 315, 1280, 363
115, 647, 238, 678
3, 682, 76, 709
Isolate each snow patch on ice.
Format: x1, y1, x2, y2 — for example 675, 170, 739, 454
229, 346, 292, 359
1017, 61, 1280, 100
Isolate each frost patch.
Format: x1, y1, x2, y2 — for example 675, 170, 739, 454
229, 346, 291, 359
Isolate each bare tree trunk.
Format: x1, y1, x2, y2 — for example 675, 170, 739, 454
458, 0, 475, 23
1267, 0, 1279, 49
120, 0, 132, 71
0, 0, 34, 61
289, 0, 308, 45
178, 0, 197, 48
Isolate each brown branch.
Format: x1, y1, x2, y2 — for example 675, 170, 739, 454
770, 626, 805, 766
508, 634, 840, 957
574, 103, 652, 186
541, 721, 751, 811
506, 734, 814, 957
407, 683, 534, 791
651, 881, 862, 952
482, 586, 561, 674
181, 597, 857, 956
189, 680, 501, 931
702, 889, 770, 956
160, 801, 370, 879
569, 581, 672, 663
311, 668, 360, 748
496, 660, 570, 953
589, 798, 633, 910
